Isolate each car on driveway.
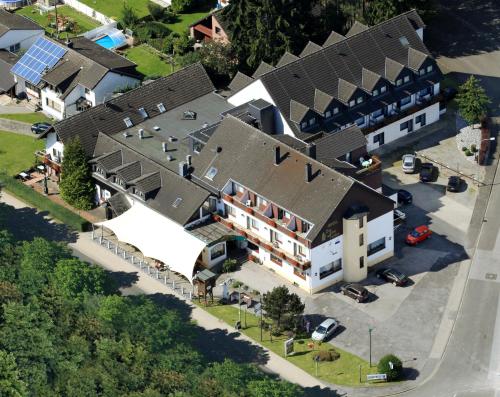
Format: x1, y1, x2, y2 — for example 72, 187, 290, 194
406, 225, 431, 245
311, 318, 339, 341
394, 208, 406, 221
402, 154, 416, 173
447, 176, 463, 192
376, 268, 409, 286
31, 122, 52, 135
397, 189, 413, 205
419, 163, 435, 182
340, 283, 369, 302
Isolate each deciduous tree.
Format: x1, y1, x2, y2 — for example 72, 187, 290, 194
456, 75, 491, 126
262, 285, 305, 330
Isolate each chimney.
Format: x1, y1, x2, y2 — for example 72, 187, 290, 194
138, 129, 144, 139
186, 154, 192, 166
66, 40, 73, 49
274, 146, 281, 165
162, 142, 167, 152
305, 162, 312, 182
306, 143, 316, 159
178, 161, 188, 177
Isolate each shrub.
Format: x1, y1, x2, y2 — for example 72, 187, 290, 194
222, 259, 238, 273
464, 149, 473, 156
253, 290, 260, 296
313, 349, 340, 362
231, 280, 243, 289
377, 354, 403, 381
462, 146, 468, 151
471, 144, 478, 153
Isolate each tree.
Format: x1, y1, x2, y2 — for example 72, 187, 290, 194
248, 378, 302, 397
377, 354, 403, 381
0, 350, 28, 397
147, 2, 165, 21
363, 0, 397, 25
262, 286, 304, 330
59, 137, 95, 210
121, 4, 139, 29
0, 230, 19, 283
456, 75, 491, 126
197, 41, 238, 80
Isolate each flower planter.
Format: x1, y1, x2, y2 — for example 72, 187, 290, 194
278, 252, 286, 259
212, 214, 221, 222
288, 257, 299, 267
244, 207, 254, 214
223, 194, 233, 203
286, 230, 297, 239
261, 243, 272, 251
266, 219, 276, 227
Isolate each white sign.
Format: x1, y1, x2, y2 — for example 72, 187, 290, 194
284, 338, 294, 356
367, 373, 387, 381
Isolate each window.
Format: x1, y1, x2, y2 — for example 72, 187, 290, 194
400, 96, 411, 107
193, 140, 203, 153
400, 119, 414, 131
368, 237, 386, 256
45, 98, 62, 112
372, 89, 379, 97
225, 204, 236, 216
373, 132, 384, 145
256, 196, 268, 208
356, 96, 363, 104
403, 75, 411, 83
309, 117, 316, 126
359, 217, 363, 228
359, 233, 364, 246
235, 184, 244, 194
426, 65, 433, 73
319, 259, 342, 279
380, 86, 387, 94
157, 103, 166, 113
302, 222, 310, 234
210, 243, 226, 260
372, 109, 383, 118
215, 26, 221, 34
301, 121, 307, 129
419, 68, 426, 76
85, 87, 90, 94
297, 244, 306, 256
359, 256, 364, 269
9, 43, 20, 52
270, 254, 282, 266
325, 110, 332, 118
284, 210, 292, 219
349, 99, 355, 107
270, 230, 282, 244
251, 218, 259, 230
396, 78, 402, 86
123, 117, 133, 128
333, 107, 339, 114
355, 116, 365, 126
416, 113, 426, 126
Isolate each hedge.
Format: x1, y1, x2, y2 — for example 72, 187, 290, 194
0, 174, 88, 232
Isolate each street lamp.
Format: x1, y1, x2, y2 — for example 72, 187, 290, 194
368, 327, 374, 367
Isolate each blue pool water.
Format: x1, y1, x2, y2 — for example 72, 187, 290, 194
95, 35, 115, 50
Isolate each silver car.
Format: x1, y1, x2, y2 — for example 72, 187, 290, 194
402, 154, 416, 173
311, 318, 339, 341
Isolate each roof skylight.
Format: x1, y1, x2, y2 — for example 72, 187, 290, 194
157, 103, 166, 113
123, 117, 133, 128
205, 167, 218, 180
172, 197, 183, 208
138, 107, 148, 119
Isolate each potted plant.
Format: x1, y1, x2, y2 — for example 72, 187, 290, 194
212, 213, 221, 221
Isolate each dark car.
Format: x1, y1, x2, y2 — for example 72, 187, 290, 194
447, 176, 463, 192
340, 283, 369, 303
397, 189, 413, 205
31, 122, 52, 135
419, 163, 435, 182
376, 268, 409, 286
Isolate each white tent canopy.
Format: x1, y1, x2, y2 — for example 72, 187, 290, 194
97, 201, 206, 282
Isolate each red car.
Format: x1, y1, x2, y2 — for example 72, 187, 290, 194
406, 225, 431, 245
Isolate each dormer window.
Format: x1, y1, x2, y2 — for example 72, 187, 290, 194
123, 117, 133, 128
356, 96, 363, 104
396, 78, 403, 86
419, 68, 426, 76
426, 65, 433, 73
301, 121, 307, 129
157, 103, 166, 113
372, 89, 379, 97
325, 110, 331, 118
333, 107, 339, 114
403, 75, 410, 84
308, 117, 316, 126
349, 99, 355, 107
380, 86, 387, 93
355, 116, 365, 126
138, 107, 148, 119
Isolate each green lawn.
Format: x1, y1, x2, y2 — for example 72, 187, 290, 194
124, 45, 176, 78
16, 5, 100, 36
78, 0, 152, 19
200, 303, 377, 387
0, 131, 44, 176
166, 11, 209, 34
0, 113, 52, 125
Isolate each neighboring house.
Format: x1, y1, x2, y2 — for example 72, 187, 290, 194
11, 36, 142, 120
190, 9, 230, 44
0, 49, 17, 96
0, 9, 44, 52
227, 10, 443, 152
44, 63, 396, 293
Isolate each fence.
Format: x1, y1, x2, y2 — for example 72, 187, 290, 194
63, 0, 114, 25
91, 227, 194, 301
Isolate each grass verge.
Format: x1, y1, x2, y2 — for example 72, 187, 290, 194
0, 131, 44, 175
166, 11, 210, 34
78, 0, 152, 19
0, 174, 88, 232
124, 45, 174, 77
197, 301, 377, 387
0, 113, 52, 125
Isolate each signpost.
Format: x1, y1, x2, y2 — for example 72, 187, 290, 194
284, 338, 294, 357
367, 373, 387, 382
314, 354, 320, 376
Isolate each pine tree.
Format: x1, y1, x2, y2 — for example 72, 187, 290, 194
59, 137, 95, 210
456, 75, 490, 126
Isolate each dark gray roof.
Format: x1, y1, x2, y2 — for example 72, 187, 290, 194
113, 161, 142, 182
300, 41, 322, 57
93, 132, 210, 226
131, 172, 161, 193
313, 89, 334, 113
337, 78, 358, 104
187, 219, 238, 244
313, 126, 367, 160
192, 116, 357, 243
274, 134, 307, 150
0, 50, 16, 92
289, 99, 311, 123
276, 52, 299, 67
95, 150, 122, 170
54, 63, 215, 156
384, 57, 405, 82
323, 31, 345, 47
407, 47, 429, 71
0, 9, 42, 36
228, 71, 254, 93
361, 68, 382, 92
252, 61, 275, 78
107, 193, 131, 216
346, 21, 368, 37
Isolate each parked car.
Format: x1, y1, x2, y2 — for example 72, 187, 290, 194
447, 176, 463, 192
31, 122, 52, 135
311, 318, 339, 341
401, 154, 416, 173
394, 208, 406, 221
419, 163, 435, 182
406, 225, 431, 245
397, 189, 413, 205
340, 283, 369, 302
376, 267, 409, 286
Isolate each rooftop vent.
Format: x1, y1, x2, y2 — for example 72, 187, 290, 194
153, 126, 160, 131
186, 154, 192, 166
122, 132, 130, 138
202, 122, 209, 128
274, 146, 281, 165
179, 161, 188, 177
123, 117, 133, 128
138, 107, 148, 119
162, 142, 167, 152
157, 103, 166, 113
168, 136, 176, 142
167, 155, 174, 161
182, 110, 197, 120
399, 36, 410, 47
138, 129, 144, 139
305, 162, 312, 182
172, 197, 183, 208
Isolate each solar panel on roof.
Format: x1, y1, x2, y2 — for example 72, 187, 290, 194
11, 37, 67, 85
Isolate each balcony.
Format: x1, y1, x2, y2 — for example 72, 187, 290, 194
215, 214, 311, 271
36, 150, 61, 173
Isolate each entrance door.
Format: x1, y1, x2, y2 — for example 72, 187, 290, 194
246, 216, 251, 230
407, 119, 413, 133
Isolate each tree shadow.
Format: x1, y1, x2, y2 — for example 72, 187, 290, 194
105, 270, 139, 289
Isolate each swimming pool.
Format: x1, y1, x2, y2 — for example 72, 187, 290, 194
95, 35, 115, 50
94, 30, 127, 50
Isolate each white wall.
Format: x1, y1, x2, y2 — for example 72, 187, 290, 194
0, 30, 43, 51
366, 101, 440, 151
366, 211, 394, 264
227, 79, 292, 136
63, 0, 113, 24
309, 236, 344, 290
45, 132, 64, 160
91, 72, 140, 104
41, 87, 65, 120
